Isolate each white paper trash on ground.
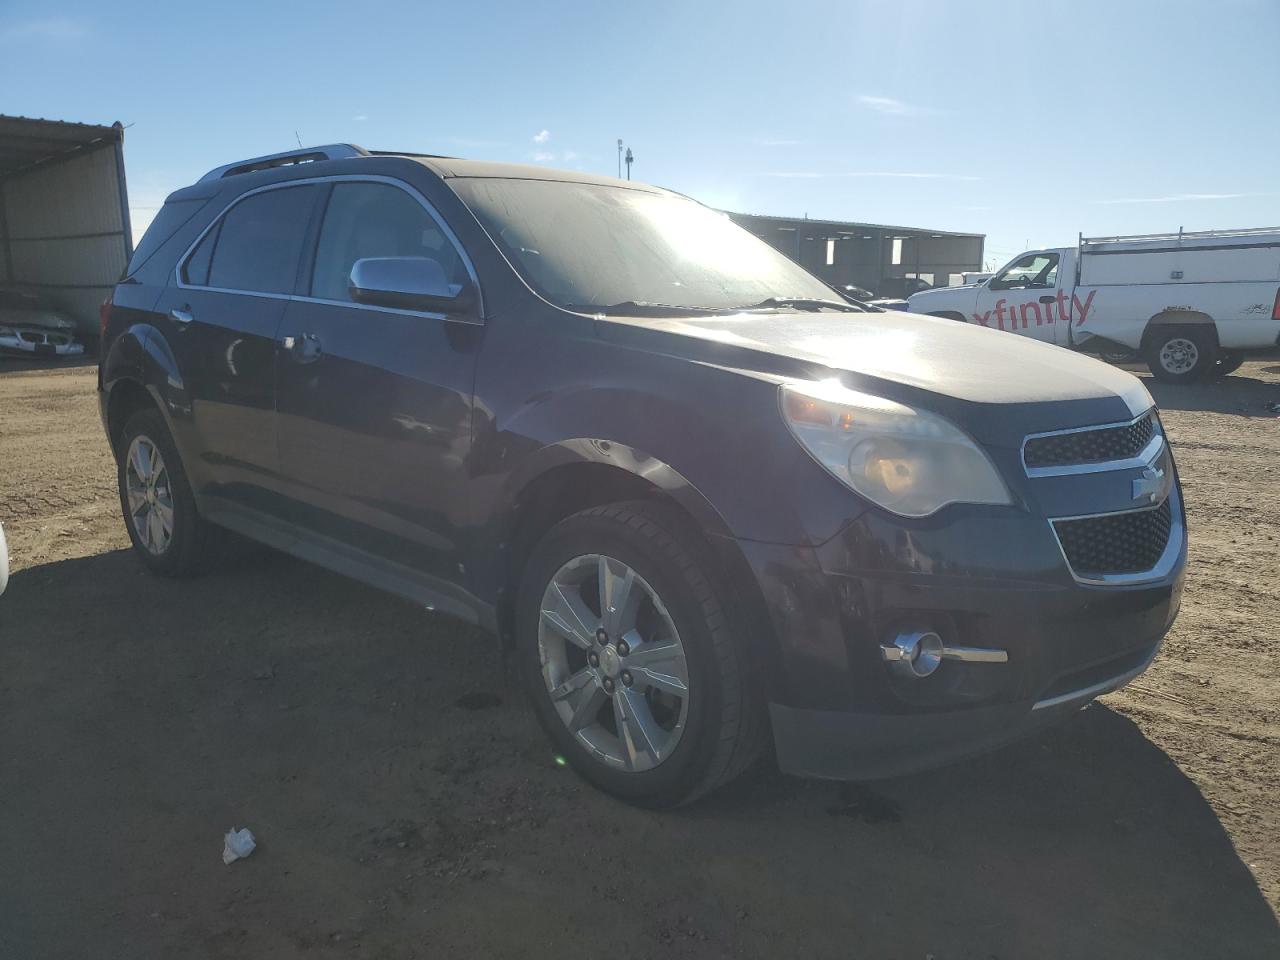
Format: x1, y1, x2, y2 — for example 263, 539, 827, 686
222, 827, 257, 865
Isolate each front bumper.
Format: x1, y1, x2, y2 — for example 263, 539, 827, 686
770, 640, 1162, 780
0, 327, 84, 358
731, 488, 1185, 781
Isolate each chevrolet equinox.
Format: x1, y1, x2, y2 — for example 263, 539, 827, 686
100, 144, 1186, 806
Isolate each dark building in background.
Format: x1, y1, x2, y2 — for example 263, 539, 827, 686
726, 211, 984, 297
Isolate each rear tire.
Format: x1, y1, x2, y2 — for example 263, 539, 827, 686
1144, 326, 1217, 383
516, 501, 763, 807
116, 409, 218, 576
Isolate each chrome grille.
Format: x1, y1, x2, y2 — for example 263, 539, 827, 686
1052, 499, 1173, 578
1025, 413, 1155, 469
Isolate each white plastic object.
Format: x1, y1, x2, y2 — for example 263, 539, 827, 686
222, 827, 257, 864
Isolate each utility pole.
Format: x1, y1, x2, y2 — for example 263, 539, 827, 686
617, 139, 623, 178
624, 146, 634, 180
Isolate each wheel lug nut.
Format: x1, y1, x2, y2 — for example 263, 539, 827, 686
596, 628, 609, 647
603, 678, 615, 694
621, 670, 633, 687
617, 640, 630, 656
588, 652, 599, 667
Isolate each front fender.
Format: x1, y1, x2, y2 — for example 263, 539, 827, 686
487, 369, 816, 545
504, 437, 736, 540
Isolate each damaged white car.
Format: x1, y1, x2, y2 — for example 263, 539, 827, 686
0, 289, 85, 358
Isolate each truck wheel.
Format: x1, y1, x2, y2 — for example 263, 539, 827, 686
117, 409, 219, 576
1211, 352, 1245, 377
516, 501, 763, 807
1144, 326, 1217, 383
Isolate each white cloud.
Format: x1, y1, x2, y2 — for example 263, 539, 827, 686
562, 149, 579, 162
531, 151, 555, 163
857, 94, 934, 117
353, 114, 368, 122
757, 171, 980, 181
533, 129, 551, 144
1090, 192, 1263, 205
0, 15, 88, 42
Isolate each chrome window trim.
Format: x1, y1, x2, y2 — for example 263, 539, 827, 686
173, 174, 484, 324
1021, 409, 1161, 477
1048, 493, 1183, 587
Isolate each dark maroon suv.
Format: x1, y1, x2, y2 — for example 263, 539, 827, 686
99, 144, 1185, 805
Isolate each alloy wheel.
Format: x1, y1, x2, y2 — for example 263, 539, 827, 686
538, 554, 690, 772
124, 435, 175, 556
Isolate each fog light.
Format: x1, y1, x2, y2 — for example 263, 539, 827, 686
881, 630, 944, 679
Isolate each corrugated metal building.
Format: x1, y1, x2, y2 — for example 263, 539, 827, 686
726, 211, 984, 296
0, 115, 133, 338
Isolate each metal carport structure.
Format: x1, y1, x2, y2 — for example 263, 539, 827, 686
0, 115, 133, 343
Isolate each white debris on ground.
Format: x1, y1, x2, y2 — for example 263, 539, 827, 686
222, 827, 257, 865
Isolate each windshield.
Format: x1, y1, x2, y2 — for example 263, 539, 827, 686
450, 178, 842, 313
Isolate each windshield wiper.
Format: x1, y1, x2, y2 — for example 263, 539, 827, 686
565, 300, 728, 317
737, 296, 865, 313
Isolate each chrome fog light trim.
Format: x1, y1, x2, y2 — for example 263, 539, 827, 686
881, 631, 1008, 678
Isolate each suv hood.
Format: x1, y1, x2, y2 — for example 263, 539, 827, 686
604, 308, 1151, 446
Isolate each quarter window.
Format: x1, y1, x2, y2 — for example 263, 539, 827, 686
190, 185, 318, 294
310, 182, 464, 303
183, 221, 219, 286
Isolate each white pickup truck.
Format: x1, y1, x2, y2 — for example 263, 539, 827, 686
907, 227, 1280, 382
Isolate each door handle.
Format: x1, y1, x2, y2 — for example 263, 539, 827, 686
170, 306, 194, 325
1038, 295, 1055, 304
281, 332, 322, 364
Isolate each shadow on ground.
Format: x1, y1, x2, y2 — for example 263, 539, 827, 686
1, 548, 1276, 959
1115, 368, 1280, 417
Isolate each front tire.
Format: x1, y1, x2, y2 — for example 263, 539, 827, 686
116, 409, 217, 576
516, 501, 763, 807
1144, 326, 1217, 383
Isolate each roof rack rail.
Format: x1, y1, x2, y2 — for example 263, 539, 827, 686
198, 144, 369, 182
1081, 225, 1280, 245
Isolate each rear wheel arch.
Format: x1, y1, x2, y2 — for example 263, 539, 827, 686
106, 378, 160, 455
927, 311, 967, 323
1141, 311, 1219, 383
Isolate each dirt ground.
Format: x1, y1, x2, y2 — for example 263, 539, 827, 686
1, 359, 1277, 960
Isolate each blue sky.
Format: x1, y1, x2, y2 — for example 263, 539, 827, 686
4, 0, 1278, 269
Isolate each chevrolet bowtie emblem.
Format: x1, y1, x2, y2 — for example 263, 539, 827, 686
1132, 465, 1166, 504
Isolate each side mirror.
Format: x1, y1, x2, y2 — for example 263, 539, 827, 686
348, 257, 476, 315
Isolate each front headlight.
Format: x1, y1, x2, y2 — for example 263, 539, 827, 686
780, 380, 1012, 517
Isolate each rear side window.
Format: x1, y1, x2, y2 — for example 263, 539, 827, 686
126, 198, 207, 276
197, 185, 318, 294
309, 182, 465, 303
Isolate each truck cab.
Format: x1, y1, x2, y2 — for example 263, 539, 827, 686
908, 248, 1078, 346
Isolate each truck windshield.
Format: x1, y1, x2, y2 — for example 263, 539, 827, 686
449, 177, 845, 314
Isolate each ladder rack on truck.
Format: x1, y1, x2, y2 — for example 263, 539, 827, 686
1082, 226, 1280, 249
